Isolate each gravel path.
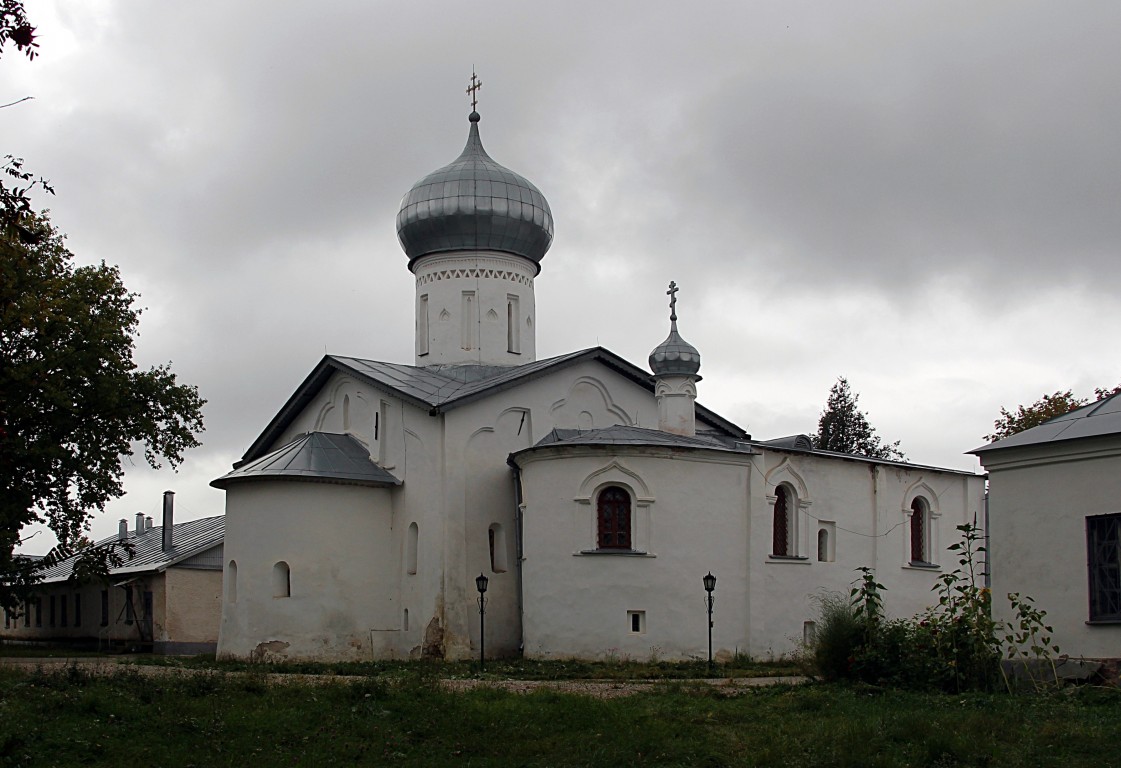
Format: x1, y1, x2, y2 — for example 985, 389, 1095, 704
0, 657, 806, 698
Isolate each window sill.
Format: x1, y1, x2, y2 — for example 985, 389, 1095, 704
1085, 618, 1121, 625
903, 561, 941, 571
767, 555, 810, 564
576, 549, 655, 557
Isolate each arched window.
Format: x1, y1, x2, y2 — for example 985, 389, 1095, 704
489, 523, 508, 573
597, 486, 632, 550
406, 523, 418, 575
773, 485, 791, 556
273, 561, 291, 598
227, 560, 238, 603
910, 497, 928, 563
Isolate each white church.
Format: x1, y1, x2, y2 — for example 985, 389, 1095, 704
212, 99, 985, 663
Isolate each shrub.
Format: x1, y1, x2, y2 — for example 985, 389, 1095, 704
811, 591, 863, 681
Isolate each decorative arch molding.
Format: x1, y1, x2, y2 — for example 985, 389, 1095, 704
901, 479, 940, 515
764, 458, 811, 505
764, 458, 813, 560
901, 478, 942, 568
575, 460, 654, 504
549, 376, 633, 429
654, 379, 697, 398
571, 459, 655, 554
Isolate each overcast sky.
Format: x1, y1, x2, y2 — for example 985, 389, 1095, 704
9, 1, 1121, 551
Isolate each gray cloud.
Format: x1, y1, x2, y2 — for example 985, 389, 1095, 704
8, 0, 1120, 546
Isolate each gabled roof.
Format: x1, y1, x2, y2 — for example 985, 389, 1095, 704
971, 392, 1121, 454
36, 516, 225, 585
213, 432, 400, 488
241, 348, 747, 463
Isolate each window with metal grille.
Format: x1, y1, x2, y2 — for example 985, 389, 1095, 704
597, 486, 632, 550
910, 498, 928, 563
1088, 513, 1121, 622
773, 486, 790, 556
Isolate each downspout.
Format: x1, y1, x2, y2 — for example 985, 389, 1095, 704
509, 456, 526, 656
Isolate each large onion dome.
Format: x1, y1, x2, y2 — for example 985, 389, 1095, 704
396, 111, 554, 269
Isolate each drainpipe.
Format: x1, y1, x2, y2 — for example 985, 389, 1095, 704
509, 457, 526, 655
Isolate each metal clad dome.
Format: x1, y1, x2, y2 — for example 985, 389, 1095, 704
397, 112, 554, 268
649, 281, 701, 376
649, 326, 702, 376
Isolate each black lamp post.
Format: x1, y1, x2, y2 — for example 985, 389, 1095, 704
703, 571, 717, 673
475, 573, 489, 671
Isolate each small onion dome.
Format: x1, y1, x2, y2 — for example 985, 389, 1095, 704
649, 321, 701, 377
396, 111, 554, 270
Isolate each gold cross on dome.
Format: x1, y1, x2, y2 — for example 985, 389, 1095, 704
467, 71, 482, 111
667, 280, 679, 321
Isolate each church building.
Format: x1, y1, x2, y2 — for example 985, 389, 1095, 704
212, 96, 985, 663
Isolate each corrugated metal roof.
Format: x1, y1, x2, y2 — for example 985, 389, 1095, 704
971, 392, 1121, 454
36, 516, 225, 584
239, 348, 748, 464
213, 432, 401, 488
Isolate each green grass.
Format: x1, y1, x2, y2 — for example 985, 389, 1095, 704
131, 654, 802, 681
1, 665, 1119, 767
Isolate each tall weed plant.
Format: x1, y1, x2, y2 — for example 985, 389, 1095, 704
811, 523, 1056, 692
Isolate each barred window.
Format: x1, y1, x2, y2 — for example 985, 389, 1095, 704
1088, 514, 1121, 622
773, 486, 791, 557
597, 486, 632, 550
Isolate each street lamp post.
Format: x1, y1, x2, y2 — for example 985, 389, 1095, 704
475, 573, 489, 672
703, 571, 717, 673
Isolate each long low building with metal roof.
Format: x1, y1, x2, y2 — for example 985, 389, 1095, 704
2, 493, 224, 655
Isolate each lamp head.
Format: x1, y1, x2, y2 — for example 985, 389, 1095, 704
476, 573, 489, 594
703, 571, 717, 593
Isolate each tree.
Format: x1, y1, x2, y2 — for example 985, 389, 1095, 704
0, 212, 206, 611
0, 0, 38, 62
813, 376, 905, 461
985, 384, 1121, 442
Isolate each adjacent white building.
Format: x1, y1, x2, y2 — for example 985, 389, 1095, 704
972, 394, 1121, 659
212, 105, 985, 662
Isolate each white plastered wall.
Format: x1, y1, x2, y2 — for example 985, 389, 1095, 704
516, 445, 985, 660
411, 251, 538, 367
217, 480, 398, 661
982, 438, 1121, 659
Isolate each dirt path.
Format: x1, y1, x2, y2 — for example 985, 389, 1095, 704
0, 656, 806, 698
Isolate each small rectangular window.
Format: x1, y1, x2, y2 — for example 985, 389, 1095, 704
74, 594, 82, 628
628, 610, 646, 634
24, 600, 31, 628
34, 598, 42, 627
60, 595, 68, 627
100, 590, 109, 627
49, 595, 56, 627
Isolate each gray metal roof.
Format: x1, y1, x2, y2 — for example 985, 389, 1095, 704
36, 516, 225, 584
213, 432, 401, 487
759, 434, 816, 450
971, 392, 1121, 454
517, 425, 748, 455
396, 111, 553, 268
240, 348, 748, 464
